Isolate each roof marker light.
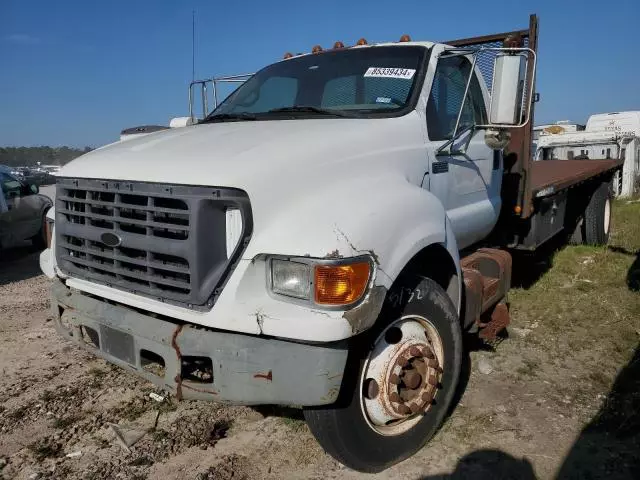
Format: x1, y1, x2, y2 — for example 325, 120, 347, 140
356, 38, 368, 46
333, 41, 345, 49
312, 45, 323, 53
283, 52, 293, 59
399, 34, 411, 42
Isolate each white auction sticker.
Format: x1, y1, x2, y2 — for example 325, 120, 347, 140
364, 67, 416, 79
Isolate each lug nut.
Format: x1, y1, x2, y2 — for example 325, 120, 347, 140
409, 402, 422, 414
421, 391, 435, 404
396, 356, 409, 368
397, 404, 412, 415
389, 373, 401, 385
389, 392, 402, 403
427, 375, 438, 386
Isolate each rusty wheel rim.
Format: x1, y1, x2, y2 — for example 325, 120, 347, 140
359, 315, 444, 436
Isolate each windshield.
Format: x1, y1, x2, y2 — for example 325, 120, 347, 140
207, 46, 428, 121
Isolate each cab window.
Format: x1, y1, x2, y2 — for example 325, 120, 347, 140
426, 56, 487, 141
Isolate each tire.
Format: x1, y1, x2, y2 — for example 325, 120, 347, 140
583, 182, 612, 246
31, 212, 48, 250
304, 277, 463, 473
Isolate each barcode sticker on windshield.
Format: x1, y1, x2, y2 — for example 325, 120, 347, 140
364, 67, 416, 79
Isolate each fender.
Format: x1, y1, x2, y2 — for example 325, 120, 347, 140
381, 197, 461, 314
236, 173, 461, 323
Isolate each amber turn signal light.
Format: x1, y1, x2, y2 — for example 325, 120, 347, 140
314, 261, 371, 305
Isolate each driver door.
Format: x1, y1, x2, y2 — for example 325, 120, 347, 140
424, 55, 501, 249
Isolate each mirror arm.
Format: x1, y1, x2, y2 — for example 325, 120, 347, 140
449, 53, 479, 148
436, 124, 475, 156
435, 49, 481, 156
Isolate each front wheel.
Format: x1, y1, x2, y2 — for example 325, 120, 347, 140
304, 277, 462, 473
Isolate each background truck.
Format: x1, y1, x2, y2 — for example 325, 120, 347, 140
535, 111, 640, 198
39, 15, 622, 472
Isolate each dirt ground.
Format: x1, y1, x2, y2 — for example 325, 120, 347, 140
1, 200, 639, 480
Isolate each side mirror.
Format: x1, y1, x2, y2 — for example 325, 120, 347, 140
489, 54, 527, 125
29, 183, 39, 194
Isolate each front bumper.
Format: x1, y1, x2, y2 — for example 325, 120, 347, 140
51, 279, 348, 406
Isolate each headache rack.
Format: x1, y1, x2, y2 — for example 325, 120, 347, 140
444, 14, 539, 218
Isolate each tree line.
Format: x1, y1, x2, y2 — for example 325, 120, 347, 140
0, 146, 92, 167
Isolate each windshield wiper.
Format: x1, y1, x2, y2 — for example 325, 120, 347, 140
267, 106, 353, 117
200, 112, 258, 123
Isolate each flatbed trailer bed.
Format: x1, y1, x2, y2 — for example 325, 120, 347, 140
530, 159, 623, 196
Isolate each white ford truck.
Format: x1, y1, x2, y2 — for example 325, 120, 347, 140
39, 15, 621, 472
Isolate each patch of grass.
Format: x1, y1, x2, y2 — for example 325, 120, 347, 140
448, 412, 497, 443
509, 200, 640, 358
282, 416, 308, 432
503, 199, 640, 419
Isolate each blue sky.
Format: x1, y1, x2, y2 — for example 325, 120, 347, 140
1, 0, 638, 147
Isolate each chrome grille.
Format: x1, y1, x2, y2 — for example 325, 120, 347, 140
55, 178, 252, 309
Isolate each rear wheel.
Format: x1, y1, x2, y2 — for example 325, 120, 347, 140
583, 182, 611, 246
304, 277, 462, 473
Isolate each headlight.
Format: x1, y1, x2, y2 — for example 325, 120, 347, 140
269, 257, 372, 307
271, 259, 311, 300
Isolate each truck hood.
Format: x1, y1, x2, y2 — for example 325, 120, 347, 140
61, 115, 428, 258
63, 115, 425, 188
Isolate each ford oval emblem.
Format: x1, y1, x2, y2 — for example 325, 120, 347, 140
100, 232, 122, 248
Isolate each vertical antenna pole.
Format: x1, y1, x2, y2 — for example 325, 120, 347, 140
192, 10, 195, 83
